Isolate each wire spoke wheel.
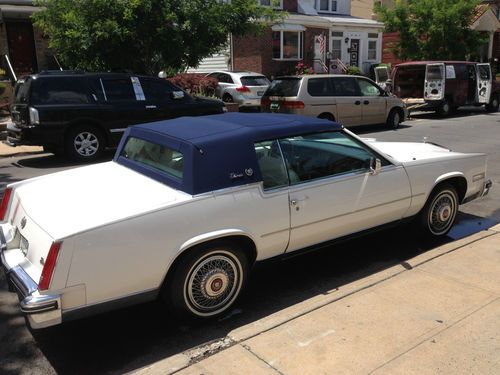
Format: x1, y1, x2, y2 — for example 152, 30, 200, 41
184, 250, 243, 316
427, 189, 458, 236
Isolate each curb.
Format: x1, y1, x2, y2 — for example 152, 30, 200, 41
132, 228, 498, 374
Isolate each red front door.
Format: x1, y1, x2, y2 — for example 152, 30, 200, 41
6, 21, 38, 76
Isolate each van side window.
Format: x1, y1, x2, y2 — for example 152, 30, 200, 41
307, 78, 334, 96
357, 78, 382, 96
102, 78, 136, 102
32, 78, 90, 105
330, 77, 359, 96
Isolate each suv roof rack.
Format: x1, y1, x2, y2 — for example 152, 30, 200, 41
38, 70, 86, 75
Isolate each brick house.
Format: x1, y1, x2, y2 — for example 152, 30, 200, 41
0, 1, 57, 81
191, 0, 384, 78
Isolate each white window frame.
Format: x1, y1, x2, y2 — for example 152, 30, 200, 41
272, 30, 304, 61
330, 31, 343, 61
367, 33, 379, 62
257, 0, 283, 9
316, 0, 338, 13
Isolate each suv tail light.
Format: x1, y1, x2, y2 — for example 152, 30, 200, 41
236, 86, 251, 93
281, 101, 305, 109
0, 187, 12, 221
29, 107, 39, 125
39, 241, 62, 291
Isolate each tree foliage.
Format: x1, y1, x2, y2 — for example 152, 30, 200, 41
375, 0, 487, 61
33, 0, 282, 74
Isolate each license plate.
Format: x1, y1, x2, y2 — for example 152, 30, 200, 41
257, 91, 264, 96
270, 102, 280, 111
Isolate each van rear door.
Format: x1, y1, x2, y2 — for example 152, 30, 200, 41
374, 66, 390, 88
424, 63, 445, 101
476, 63, 492, 104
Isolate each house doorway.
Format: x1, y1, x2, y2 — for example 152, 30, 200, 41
6, 21, 38, 76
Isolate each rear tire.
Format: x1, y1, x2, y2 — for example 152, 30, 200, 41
163, 241, 250, 320
386, 108, 402, 129
222, 93, 234, 103
486, 94, 499, 112
417, 184, 459, 238
65, 125, 105, 162
318, 113, 335, 122
437, 99, 452, 117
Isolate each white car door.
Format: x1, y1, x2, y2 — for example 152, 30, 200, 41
278, 131, 411, 252
424, 63, 445, 101
476, 63, 492, 104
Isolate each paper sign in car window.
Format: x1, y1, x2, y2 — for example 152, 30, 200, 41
446, 65, 456, 79
131, 76, 146, 101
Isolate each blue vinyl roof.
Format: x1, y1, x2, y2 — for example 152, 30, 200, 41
114, 113, 343, 194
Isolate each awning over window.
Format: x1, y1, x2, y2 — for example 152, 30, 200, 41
0, 5, 40, 20
271, 23, 306, 32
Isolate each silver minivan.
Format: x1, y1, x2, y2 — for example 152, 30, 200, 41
261, 75, 407, 128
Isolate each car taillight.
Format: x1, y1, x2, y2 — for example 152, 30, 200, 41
29, 107, 39, 125
236, 86, 251, 93
282, 101, 305, 109
0, 187, 12, 221
39, 241, 62, 291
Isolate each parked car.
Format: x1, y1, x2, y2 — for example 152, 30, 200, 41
0, 113, 491, 329
261, 75, 407, 129
7, 71, 225, 161
375, 61, 500, 116
206, 71, 270, 109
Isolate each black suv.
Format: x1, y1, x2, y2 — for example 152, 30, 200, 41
8, 71, 225, 161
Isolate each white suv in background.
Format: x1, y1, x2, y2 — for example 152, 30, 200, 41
207, 71, 270, 109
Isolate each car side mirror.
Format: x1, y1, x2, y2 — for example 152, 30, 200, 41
171, 91, 185, 100
369, 157, 382, 175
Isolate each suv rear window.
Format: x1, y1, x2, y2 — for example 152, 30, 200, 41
31, 78, 90, 105
14, 79, 31, 103
265, 78, 301, 97
240, 76, 270, 86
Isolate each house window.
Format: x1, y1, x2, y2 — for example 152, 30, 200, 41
367, 33, 379, 61
258, 0, 282, 9
272, 31, 304, 60
318, 0, 338, 12
331, 31, 343, 60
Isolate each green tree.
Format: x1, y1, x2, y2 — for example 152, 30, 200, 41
33, 0, 281, 74
375, 0, 487, 61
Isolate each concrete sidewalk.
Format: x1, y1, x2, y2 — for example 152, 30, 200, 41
136, 225, 500, 375
0, 117, 44, 157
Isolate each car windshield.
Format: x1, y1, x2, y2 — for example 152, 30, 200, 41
265, 78, 301, 97
240, 76, 270, 86
120, 137, 183, 179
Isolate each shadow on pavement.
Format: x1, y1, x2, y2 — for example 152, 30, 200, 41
0, 212, 488, 374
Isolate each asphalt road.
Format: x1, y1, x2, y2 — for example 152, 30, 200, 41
0, 108, 499, 375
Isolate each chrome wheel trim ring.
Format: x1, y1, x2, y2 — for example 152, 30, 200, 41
74, 131, 99, 156
427, 190, 457, 235
184, 250, 243, 317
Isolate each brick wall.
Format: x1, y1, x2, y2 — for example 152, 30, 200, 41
382, 32, 403, 65
233, 26, 329, 78
33, 25, 53, 71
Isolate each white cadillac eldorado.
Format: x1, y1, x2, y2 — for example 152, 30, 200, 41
0, 113, 492, 329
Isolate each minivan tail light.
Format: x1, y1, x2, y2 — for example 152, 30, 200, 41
29, 107, 39, 125
236, 86, 251, 93
282, 101, 305, 109
0, 187, 12, 221
39, 241, 62, 291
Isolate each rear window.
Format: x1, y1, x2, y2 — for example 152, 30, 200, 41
31, 78, 90, 105
240, 76, 270, 86
426, 66, 443, 80
14, 79, 30, 103
265, 78, 301, 97
120, 137, 183, 179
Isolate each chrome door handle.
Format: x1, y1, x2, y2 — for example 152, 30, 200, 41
363, 100, 369, 105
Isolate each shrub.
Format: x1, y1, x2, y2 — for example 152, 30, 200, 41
167, 73, 218, 97
295, 61, 314, 75
346, 66, 362, 75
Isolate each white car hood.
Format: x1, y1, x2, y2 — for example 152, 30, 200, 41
14, 161, 191, 239
367, 141, 464, 163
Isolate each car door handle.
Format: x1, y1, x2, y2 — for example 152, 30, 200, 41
355, 101, 361, 105
145, 105, 157, 109
363, 100, 370, 105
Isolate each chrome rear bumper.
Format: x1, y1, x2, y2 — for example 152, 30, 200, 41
0, 227, 62, 329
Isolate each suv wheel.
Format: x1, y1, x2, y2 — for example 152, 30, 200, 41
65, 125, 105, 162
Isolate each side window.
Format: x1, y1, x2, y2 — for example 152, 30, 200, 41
307, 78, 333, 96
357, 78, 382, 96
278, 131, 381, 184
254, 140, 289, 190
330, 77, 359, 96
141, 79, 176, 101
31, 78, 90, 105
101, 78, 136, 102
220, 73, 234, 84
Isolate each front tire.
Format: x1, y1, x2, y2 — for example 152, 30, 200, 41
418, 184, 459, 237
65, 125, 105, 162
165, 241, 249, 319
386, 108, 402, 129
